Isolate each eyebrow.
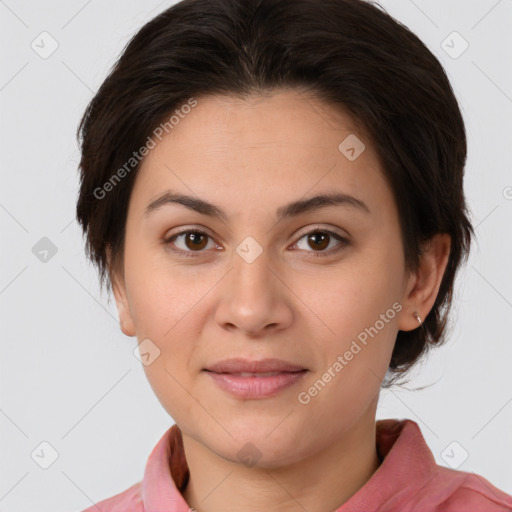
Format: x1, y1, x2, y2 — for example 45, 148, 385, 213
144, 190, 370, 221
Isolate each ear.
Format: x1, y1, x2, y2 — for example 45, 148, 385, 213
107, 247, 136, 337
398, 233, 451, 331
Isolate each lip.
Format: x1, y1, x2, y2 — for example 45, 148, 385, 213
203, 358, 308, 399
204, 357, 306, 373
205, 369, 308, 399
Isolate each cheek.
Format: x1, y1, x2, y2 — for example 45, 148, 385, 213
123, 239, 197, 336
293, 257, 401, 392
299, 260, 400, 337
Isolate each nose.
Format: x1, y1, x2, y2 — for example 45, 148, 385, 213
214, 247, 294, 337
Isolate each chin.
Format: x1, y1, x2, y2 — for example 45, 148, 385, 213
209, 423, 307, 466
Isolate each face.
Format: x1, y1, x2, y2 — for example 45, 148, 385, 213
113, 89, 432, 467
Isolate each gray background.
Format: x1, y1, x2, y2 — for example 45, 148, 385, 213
1, 0, 511, 510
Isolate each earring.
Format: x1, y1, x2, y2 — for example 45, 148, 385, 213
413, 311, 422, 326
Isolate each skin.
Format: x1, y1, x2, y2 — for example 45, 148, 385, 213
111, 89, 451, 512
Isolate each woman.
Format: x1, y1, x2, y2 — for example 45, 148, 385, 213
76, 0, 512, 510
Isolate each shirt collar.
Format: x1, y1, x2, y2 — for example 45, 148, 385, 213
141, 423, 190, 512
141, 419, 438, 511
340, 419, 438, 510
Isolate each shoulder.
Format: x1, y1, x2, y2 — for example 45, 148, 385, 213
80, 481, 143, 512
370, 419, 512, 512
421, 467, 512, 512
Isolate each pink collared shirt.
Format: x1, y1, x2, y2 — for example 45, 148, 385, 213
81, 419, 512, 511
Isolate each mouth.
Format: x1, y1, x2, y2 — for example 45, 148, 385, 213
207, 370, 303, 377
203, 368, 308, 399
204, 357, 307, 374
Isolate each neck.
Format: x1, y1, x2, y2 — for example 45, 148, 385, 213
181, 407, 381, 512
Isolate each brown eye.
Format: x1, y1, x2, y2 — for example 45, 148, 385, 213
183, 232, 208, 250
307, 232, 330, 251
293, 229, 350, 257
164, 227, 349, 259
164, 230, 216, 256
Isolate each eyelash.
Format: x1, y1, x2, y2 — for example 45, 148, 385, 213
163, 228, 351, 258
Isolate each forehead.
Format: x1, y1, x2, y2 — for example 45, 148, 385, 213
131, 90, 392, 220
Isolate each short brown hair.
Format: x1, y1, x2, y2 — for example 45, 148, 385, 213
76, 0, 474, 386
